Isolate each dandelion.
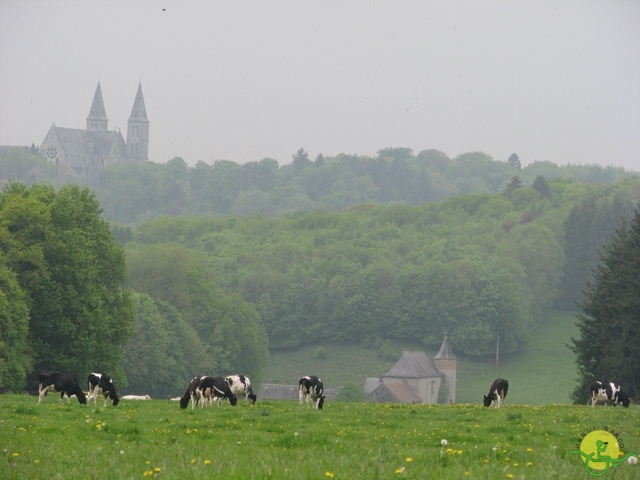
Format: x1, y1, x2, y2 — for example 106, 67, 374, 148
154, 468, 161, 473
526, 448, 533, 452
204, 460, 212, 465
34, 460, 39, 464
13, 453, 19, 457
143, 470, 154, 477
325, 473, 334, 478
513, 463, 519, 467
406, 457, 412, 462
506, 475, 514, 479
191, 459, 196, 464
395, 467, 405, 474
526, 462, 533, 467
440, 439, 448, 446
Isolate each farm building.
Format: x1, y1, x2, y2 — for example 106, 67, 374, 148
364, 335, 457, 404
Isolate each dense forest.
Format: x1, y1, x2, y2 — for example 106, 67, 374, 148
1, 147, 639, 397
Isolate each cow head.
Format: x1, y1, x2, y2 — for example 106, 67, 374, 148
228, 394, 238, 406
617, 391, 631, 408
482, 395, 493, 407
317, 395, 326, 410
248, 393, 258, 404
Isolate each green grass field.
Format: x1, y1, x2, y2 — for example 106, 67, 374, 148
265, 310, 580, 405
2, 395, 638, 479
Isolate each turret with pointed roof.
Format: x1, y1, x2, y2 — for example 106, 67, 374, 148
86, 82, 108, 131
127, 82, 149, 161
433, 335, 457, 403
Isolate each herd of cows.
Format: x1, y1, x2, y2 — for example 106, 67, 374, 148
37, 372, 630, 409
36, 371, 327, 410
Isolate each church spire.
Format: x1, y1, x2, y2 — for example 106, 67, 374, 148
127, 82, 149, 161
86, 81, 108, 131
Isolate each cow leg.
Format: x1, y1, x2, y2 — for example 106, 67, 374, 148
38, 385, 47, 404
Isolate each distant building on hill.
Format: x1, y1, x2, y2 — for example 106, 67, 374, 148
364, 335, 457, 404
38, 81, 149, 185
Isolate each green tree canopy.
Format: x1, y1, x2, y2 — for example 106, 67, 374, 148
0, 182, 134, 390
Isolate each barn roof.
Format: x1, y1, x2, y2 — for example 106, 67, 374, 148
383, 350, 443, 379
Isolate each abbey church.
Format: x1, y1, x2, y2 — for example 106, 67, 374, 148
39, 81, 149, 184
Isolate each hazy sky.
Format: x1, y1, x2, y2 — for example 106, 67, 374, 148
1, 1, 639, 171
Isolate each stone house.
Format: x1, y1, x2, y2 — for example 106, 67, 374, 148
364, 335, 457, 404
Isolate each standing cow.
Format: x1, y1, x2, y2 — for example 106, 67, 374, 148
483, 378, 509, 408
87, 372, 120, 407
590, 381, 630, 408
38, 372, 87, 405
225, 374, 257, 404
299, 375, 325, 409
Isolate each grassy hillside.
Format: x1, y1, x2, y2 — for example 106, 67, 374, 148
264, 310, 579, 405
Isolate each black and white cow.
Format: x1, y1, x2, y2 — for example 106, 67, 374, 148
180, 376, 210, 409
180, 376, 238, 409
225, 374, 257, 404
211, 377, 239, 406
590, 381, 630, 408
299, 375, 325, 409
483, 378, 509, 408
87, 372, 120, 407
38, 371, 87, 405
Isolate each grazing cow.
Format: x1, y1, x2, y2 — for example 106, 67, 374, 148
225, 374, 257, 404
299, 375, 325, 409
121, 395, 151, 401
87, 372, 120, 407
180, 376, 238, 409
180, 376, 209, 409
38, 372, 87, 405
211, 377, 239, 406
590, 381, 630, 408
483, 378, 509, 408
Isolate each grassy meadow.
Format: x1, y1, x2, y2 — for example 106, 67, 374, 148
2, 395, 639, 479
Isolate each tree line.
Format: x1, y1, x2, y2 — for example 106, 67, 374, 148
1, 146, 634, 224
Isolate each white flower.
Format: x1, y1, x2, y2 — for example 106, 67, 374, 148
628, 455, 638, 465
441, 439, 448, 446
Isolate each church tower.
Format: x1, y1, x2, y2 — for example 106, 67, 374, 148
127, 82, 149, 161
433, 335, 457, 404
86, 82, 108, 131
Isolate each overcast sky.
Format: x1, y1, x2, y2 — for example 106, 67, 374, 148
1, 1, 639, 171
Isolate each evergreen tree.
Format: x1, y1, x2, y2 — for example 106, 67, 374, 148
570, 208, 640, 402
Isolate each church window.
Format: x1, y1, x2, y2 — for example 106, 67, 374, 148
45, 146, 58, 161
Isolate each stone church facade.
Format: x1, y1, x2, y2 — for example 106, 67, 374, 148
39, 81, 149, 185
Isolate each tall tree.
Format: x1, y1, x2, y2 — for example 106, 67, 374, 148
570, 208, 640, 402
0, 182, 135, 388
508, 153, 521, 170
